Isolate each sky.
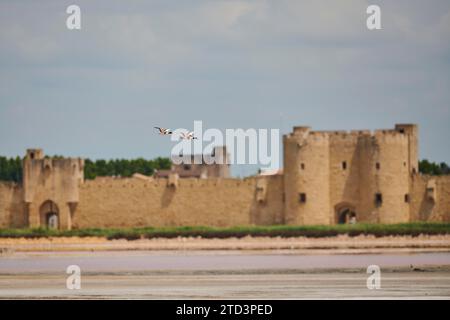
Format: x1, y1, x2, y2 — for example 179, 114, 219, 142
0, 0, 449, 176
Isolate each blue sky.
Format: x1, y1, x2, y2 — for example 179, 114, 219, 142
0, 0, 449, 176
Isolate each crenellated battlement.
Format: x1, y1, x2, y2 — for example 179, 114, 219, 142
1, 123, 448, 230
287, 124, 415, 140
81, 175, 255, 190
283, 123, 421, 225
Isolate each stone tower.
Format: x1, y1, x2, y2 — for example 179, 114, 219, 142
283, 127, 331, 225
283, 124, 418, 225
23, 149, 84, 230
356, 129, 411, 223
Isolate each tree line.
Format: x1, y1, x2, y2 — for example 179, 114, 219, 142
83, 157, 171, 180
418, 159, 450, 176
0, 157, 23, 182
0, 156, 449, 183
0, 156, 171, 182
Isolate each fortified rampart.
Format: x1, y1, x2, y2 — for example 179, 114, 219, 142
0, 124, 449, 230
410, 175, 450, 222
0, 182, 25, 228
76, 177, 256, 228
283, 124, 424, 225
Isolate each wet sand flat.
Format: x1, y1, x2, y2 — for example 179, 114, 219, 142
1, 271, 450, 299
0, 251, 450, 299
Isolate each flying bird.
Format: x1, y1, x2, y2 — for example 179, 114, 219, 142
180, 131, 198, 140
154, 127, 173, 135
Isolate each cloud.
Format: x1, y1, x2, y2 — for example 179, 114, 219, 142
0, 0, 449, 173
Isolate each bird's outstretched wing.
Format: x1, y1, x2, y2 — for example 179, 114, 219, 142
180, 131, 198, 140
187, 131, 198, 140
154, 127, 172, 135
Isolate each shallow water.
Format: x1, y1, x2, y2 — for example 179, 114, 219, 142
1, 251, 449, 299
1, 251, 450, 273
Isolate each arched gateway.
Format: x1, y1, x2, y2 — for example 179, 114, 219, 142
335, 203, 357, 224
39, 200, 59, 229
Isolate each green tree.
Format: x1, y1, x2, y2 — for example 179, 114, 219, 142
0, 156, 22, 182
82, 157, 171, 180
419, 159, 450, 175
0, 155, 171, 182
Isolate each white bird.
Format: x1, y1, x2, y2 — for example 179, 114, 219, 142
180, 131, 198, 140
154, 127, 173, 135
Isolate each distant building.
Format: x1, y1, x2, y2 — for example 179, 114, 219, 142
154, 146, 230, 179
0, 124, 449, 230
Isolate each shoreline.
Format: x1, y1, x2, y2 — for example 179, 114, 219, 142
1, 234, 450, 253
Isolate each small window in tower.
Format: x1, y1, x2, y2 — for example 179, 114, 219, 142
404, 194, 410, 203
412, 168, 417, 174
376, 162, 381, 170
30, 153, 35, 160
375, 193, 383, 207
342, 161, 347, 170
399, 129, 405, 134
183, 165, 191, 171
403, 162, 407, 167
299, 193, 306, 203
300, 163, 305, 170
